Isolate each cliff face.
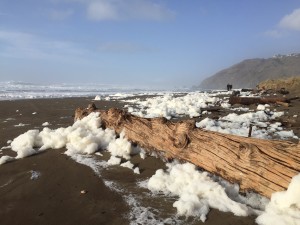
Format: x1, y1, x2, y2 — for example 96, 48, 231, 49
199, 54, 300, 90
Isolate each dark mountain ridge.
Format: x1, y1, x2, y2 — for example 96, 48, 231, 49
199, 54, 300, 89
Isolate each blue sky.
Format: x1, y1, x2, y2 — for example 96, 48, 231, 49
0, 0, 300, 88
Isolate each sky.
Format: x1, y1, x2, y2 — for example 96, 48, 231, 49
0, 0, 300, 88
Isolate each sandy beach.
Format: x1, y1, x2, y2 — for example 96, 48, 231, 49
2, 1, 300, 224
1, 95, 299, 225
0, 98, 130, 225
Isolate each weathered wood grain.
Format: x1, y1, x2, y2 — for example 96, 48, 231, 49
75, 105, 300, 198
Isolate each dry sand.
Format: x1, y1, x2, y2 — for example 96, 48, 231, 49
3, 96, 298, 225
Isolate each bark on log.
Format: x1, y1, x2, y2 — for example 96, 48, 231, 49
229, 96, 290, 105
75, 105, 300, 198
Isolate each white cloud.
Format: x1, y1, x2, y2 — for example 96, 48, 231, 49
264, 29, 286, 38
87, 1, 118, 20
83, 0, 175, 21
49, 9, 74, 20
264, 8, 300, 38
0, 30, 86, 60
279, 8, 300, 31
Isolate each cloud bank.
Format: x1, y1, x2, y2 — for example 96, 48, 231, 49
265, 7, 300, 38
0, 30, 85, 60
83, 0, 175, 21
279, 8, 300, 31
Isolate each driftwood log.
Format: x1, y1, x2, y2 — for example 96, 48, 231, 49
75, 104, 300, 198
229, 96, 289, 105
229, 95, 300, 106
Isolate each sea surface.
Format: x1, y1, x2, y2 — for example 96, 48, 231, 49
0, 81, 189, 100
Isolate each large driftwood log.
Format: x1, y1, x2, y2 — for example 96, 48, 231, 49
229, 95, 300, 105
229, 96, 289, 105
75, 105, 300, 198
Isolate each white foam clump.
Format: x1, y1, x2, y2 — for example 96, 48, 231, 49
121, 161, 134, 169
257, 104, 269, 111
139, 149, 146, 159
133, 167, 140, 174
107, 155, 122, 165
148, 162, 252, 222
120, 160, 140, 174
276, 130, 298, 139
95, 152, 103, 156
1, 112, 141, 167
14, 123, 28, 127
0, 155, 14, 164
196, 111, 297, 139
2, 113, 116, 161
94, 95, 101, 100
10, 130, 40, 158
124, 92, 220, 119
42, 122, 50, 126
107, 131, 133, 160
256, 173, 300, 225
221, 102, 231, 108
109, 93, 135, 100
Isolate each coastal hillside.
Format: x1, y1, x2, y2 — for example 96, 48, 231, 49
199, 54, 300, 89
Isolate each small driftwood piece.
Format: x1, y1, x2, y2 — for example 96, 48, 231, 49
75, 105, 300, 198
276, 101, 289, 107
241, 88, 254, 92
200, 106, 222, 112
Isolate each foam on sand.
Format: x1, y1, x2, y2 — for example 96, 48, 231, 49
72, 154, 175, 225
1, 92, 299, 223
122, 92, 221, 119
1, 112, 142, 176
14, 123, 29, 127
256, 174, 300, 225
0, 155, 14, 164
107, 131, 133, 160
121, 161, 134, 170
107, 155, 122, 165
196, 110, 297, 139
147, 162, 256, 222
0, 112, 117, 162
10, 129, 40, 158
94, 95, 101, 100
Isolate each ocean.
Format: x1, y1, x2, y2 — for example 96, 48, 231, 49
0, 81, 185, 100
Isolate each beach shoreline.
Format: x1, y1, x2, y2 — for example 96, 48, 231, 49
0, 95, 298, 225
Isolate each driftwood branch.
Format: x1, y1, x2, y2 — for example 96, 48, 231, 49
200, 106, 222, 112
75, 105, 300, 198
229, 95, 300, 106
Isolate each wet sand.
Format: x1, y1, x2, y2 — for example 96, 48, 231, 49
0, 96, 281, 225
0, 98, 130, 225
